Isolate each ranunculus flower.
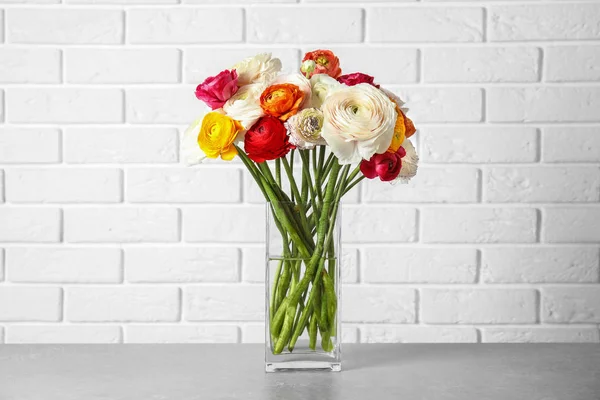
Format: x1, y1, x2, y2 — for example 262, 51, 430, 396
223, 83, 266, 130
197, 111, 244, 160
337, 72, 380, 88
273, 73, 312, 109
310, 74, 341, 109
260, 83, 305, 121
301, 50, 342, 78
387, 105, 416, 153
181, 117, 206, 166
285, 108, 326, 149
232, 53, 282, 86
244, 116, 294, 163
360, 147, 406, 182
320, 83, 396, 165
397, 139, 418, 183
195, 69, 239, 110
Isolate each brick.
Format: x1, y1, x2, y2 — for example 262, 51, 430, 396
0, 287, 61, 321
241, 324, 264, 343
69, 0, 176, 3
364, 248, 477, 283
6, 326, 121, 344
242, 247, 266, 283
482, 327, 600, 343
0, 128, 61, 163
422, 289, 537, 324
420, 127, 538, 164
361, 326, 477, 343
0, 49, 61, 83
66, 49, 180, 83
128, 8, 243, 43
484, 167, 600, 203
0, 248, 4, 281
6, 168, 122, 203
320, 47, 418, 83
0, 171, 4, 203
369, 7, 483, 42
64, 128, 178, 164
64, 208, 179, 243
542, 127, 600, 163
389, 87, 482, 122
67, 287, 180, 322
125, 325, 238, 343
184, 206, 265, 243
544, 207, 600, 243
184, 48, 300, 83
424, 47, 539, 83
0, 10, 3, 42
7, 9, 123, 44
7, 247, 122, 283
482, 247, 599, 284
364, 167, 479, 203
490, 4, 600, 41
127, 168, 240, 203
488, 87, 600, 122
0, 208, 61, 242
343, 287, 415, 323
0, 90, 3, 122
7, 88, 124, 123
126, 87, 199, 124
545, 45, 600, 82
542, 287, 600, 323
125, 247, 238, 283
248, 7, 363, 43
343, 206, 417, 243
185, 285, 263, 321
422, 207, 537, 243
341, 248, 359, 284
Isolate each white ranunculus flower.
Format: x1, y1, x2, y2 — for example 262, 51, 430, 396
232, 53, 282, 86
223, 83, 266, 130
181, 118, 206, 166
272, 73, 312, 109
397, 139, 418, 183
285, 108, 327, 149
310, 74, 341, 109
321, 83, 396, 165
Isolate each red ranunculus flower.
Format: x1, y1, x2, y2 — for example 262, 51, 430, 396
337, 72, 380, 88
195, 69, 239, 110
244, 116, 295, 163
301, 49, 342, 78
360, 147, 406, 182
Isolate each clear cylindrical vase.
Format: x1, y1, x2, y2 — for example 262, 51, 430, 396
265, 201, 342, 372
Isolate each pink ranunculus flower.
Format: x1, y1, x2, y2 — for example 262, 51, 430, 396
195, 69, 239, 110
337, 72, 380, 88
360, 147, 406, 182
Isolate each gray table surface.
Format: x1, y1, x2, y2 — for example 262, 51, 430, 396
0, 344, 599, 400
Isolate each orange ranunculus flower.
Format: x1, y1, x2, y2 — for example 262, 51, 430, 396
259, 83, 305, 121
301, 49, 342, 78
388, 105, 416, 153
198, 111, 244, 160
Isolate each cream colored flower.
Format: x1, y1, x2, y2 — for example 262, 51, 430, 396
310, 74, 341, 109
223, 83, 266, 131
397, 139, 418, 183
181, 118, 206, 165
285, 108, 326, 149
232, 53, 282, 86
321, 83, 396, 165
272, 73, 312, 109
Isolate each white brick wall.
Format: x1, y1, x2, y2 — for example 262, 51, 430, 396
0, 0, 598, 345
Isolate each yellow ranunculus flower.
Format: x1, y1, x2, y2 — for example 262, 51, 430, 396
387, 104, 407, 153
198, 112, 244, 161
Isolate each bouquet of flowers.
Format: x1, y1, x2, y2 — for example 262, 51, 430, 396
183, 50, 417, 359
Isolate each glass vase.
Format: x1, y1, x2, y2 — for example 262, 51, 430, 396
265, 201, 342, 372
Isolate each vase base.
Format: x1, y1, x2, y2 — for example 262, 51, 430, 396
266, 361, 341, 372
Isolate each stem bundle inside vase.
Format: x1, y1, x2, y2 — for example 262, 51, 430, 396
237, 145, 359, 353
